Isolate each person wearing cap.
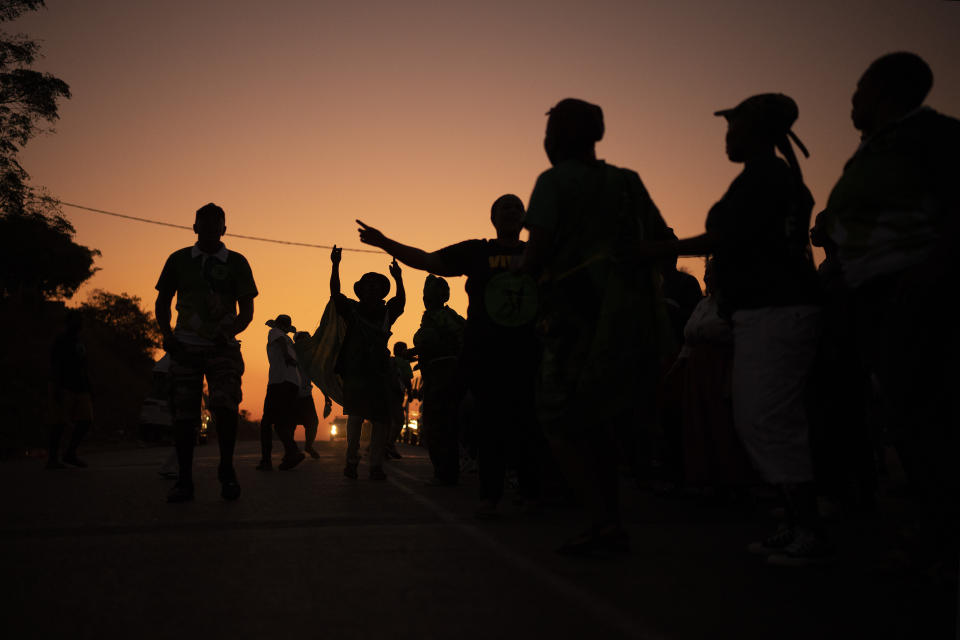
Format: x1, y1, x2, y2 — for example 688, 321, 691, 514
257, 315, 305, 471
637, 93, 827, 565
522, 98, 673, 554
329, 246, 405, 481
155, 203, 258, 503
410, 275, 466, 486
812, 52, 960, 575
356, 194, 544, 512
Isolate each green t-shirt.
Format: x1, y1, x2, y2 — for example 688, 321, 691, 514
524, 159, 672, 425
156, 244, 258, 343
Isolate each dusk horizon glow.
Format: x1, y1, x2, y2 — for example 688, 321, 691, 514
16, 0, 960, 423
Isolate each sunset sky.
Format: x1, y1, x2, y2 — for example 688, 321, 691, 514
15, 0, 960, 427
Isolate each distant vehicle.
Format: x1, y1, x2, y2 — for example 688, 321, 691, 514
401, 417, 420, 446
330, 416, 348, 441
139, 355, 207, 445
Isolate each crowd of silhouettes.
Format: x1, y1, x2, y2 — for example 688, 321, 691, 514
44, 51, 956, 580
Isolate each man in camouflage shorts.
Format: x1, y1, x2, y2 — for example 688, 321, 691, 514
155, 203, 258, 503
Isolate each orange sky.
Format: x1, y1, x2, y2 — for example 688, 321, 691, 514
15, 0, 960, 428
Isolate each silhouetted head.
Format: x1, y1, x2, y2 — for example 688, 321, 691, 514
544, 98, 604, 166
294, 331, 310, 344
265, 314, 296, 334
194, 203, 226, 247
64, 309, 83, 335
423, 274, 450, 310
852, 52, 932, 136
393, 341, 408, 357
715, 94, 808, 175
490, 194, 525, 242
353, 272, 390, 303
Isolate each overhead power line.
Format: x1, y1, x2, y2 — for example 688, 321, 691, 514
58, 201, 383, 254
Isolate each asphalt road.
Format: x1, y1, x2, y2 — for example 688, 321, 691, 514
2, 441, 956, 639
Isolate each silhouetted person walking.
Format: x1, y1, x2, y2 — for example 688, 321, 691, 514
257, 314, 305, 471
294, 331, 324, 459
522, 98, 672, 553
47, 310, 93, 469
812, 52, 960, 576
637, 94, 827, 565
386, 341, 414, 459
155, 203, 257, 502
411, 275, 466, 486
357, 194, 543, 513
329, 247, 405, 481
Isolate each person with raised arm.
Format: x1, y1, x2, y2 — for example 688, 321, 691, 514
329, 245, 405, 481
357, 195, 543, 514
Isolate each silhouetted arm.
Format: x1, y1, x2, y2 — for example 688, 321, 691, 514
330, 245, 342, 296
520, 224, 553, 277
356, 220, 455, 276
636, 233, 718, 260
388, 259, 406, 312
233, 296, 254, 336
155, 289, 175, 343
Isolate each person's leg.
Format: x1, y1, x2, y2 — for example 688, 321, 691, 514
344, 414, 364, 476
63, 421, 91, 466
46, 422, 65, 468
551, 421, 627, 555
478, 419, 508, 504
368, 420, 388, 478
385, 394, 404, 457
206, 344, 245, 498
733, 307, 829, 562
168, 351, 204, 499
259, 400, 274, 466
302, 397, 320, 457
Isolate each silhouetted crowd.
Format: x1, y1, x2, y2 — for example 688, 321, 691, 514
47, 52, 958, 578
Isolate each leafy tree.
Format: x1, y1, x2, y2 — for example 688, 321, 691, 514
0, 1, 97, 301
80, 289, 162, 361
0, 195, 99, 300
1, 0, 70, 214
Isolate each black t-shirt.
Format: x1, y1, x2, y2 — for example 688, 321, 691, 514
434, 239, 538, 365
52, 331, 90, 393
705, 157, 821, 313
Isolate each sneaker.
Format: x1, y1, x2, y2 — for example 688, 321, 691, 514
256, 459, 273, 471
167, 482, 194, 503
385, 448, 402, 460
766, 529, 835, 567
343, 463, 358, 479
475, 499, 498, 520
747, 524, 795, 556
369, 466, 387, 481
279, 452, 306, 471
46, 460, 68, 470
62, 454, 88, 468
304, 446, 320, 460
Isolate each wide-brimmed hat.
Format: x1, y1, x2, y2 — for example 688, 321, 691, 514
353, 272, 390, 299
265, 314, 296, 333
714, 93, 809, 158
